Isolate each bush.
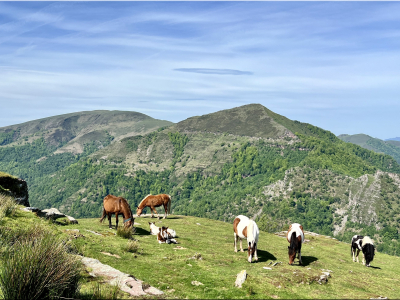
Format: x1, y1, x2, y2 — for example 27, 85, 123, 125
116, 226, 135, 239
0, 232, 82, 300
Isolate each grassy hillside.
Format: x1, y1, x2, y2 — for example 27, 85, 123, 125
338, 133, 400, 164
5, 211, 399, 299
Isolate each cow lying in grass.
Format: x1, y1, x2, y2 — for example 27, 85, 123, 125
351, 235, 375, 267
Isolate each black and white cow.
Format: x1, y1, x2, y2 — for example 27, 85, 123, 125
351, 235, 375, 267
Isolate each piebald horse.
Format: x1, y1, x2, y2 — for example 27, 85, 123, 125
100, 194, 134, 229
233, 215, 259, 263
286, 223, 304, 265
136, 194, 171, 219
351, 235, 375, 267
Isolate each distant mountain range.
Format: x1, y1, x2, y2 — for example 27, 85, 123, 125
338, 133, 400, 164
1, 104, 400, 256
386, 137, 400, 142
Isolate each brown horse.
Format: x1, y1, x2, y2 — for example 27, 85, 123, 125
136, 194, 171, 219
100, 194, 134, 229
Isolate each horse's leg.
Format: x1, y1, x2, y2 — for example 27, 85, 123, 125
362, 251, 365, 265
108, 213, 112, 229
151, 206, 160, 219
115, 212, 119, 230
352, 247, 355, 262
298, 250, 302, 265
163, 203, 167, 219
356, 249, 360, 263
254, 242, 258, 261
240, 239, 244, 252
234, 233, 238, 252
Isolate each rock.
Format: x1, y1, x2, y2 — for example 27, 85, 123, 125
144, 286, 164, 295
190, 253, 203, 260
263, 267, 272, 270
86, 230, 103, 236
272, 261, 282, 266
0, 176, 29, 207
318, 275, 328, 284
80, 256, 163, 296
235, 270, 247, 288
101, 252, 121, 259
191, 281, 204, 286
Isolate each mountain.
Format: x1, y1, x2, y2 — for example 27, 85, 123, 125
386, 137, 400, 141
0, 110, 173, 154
1, 104, 400, 256
338, 133, 400, 163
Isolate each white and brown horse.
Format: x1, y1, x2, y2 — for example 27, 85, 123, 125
287, 223, 304, 265
149, 222, 176, 237
100, 194, 134, 229
157, 226, 177, 244
233, 215, 259, 263
136, 194, 171, 219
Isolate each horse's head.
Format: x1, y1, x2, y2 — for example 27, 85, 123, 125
124, 218, 134, 228
136, 207, 143, 217
247, 241, 256, 263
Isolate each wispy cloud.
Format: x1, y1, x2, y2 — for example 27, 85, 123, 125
174, 68, 253, 75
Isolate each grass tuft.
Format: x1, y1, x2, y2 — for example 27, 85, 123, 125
0, 231, 82, 300
0, 194, 18, 220
122, 240, 140, 253
116, 226, 135, 239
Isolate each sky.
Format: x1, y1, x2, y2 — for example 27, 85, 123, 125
0, 1, 399, 140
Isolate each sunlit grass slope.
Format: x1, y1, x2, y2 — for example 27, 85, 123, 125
71, 215, 400, 299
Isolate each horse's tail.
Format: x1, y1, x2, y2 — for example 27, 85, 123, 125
167, 195, 171, 214
289, 231, 297, 250
100, 207, 106, 223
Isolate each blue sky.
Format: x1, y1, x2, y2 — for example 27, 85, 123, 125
0, 1, 399, 139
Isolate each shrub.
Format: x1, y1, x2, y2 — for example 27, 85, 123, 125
116, 226, 135, 239
0, 232, 82, 300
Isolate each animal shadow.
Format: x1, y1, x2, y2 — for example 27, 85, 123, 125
134, 227, 151, 235
256, 249, 277, 263
369, 266, 381, 270
300, 256, 318, 266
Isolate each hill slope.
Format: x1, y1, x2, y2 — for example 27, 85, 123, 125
338, 133, 400, 164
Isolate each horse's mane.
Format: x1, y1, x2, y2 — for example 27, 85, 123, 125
247, 220, 254, 242
138, 194, 152, 208
289, 231, 297, 250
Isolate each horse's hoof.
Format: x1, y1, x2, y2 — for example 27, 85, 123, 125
240, 250, 244, 252
234, 249, 238, 253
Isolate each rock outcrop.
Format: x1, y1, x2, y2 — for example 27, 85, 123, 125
0, 175, 29, 206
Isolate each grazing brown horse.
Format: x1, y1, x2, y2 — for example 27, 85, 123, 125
136, 194, 171, 219
100, 194, 134, 229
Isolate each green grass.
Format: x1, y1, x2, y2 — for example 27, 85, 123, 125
66, 215, 400, 299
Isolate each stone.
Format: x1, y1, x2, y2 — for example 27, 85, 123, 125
263, 267, 272, 270
191, 281, 204, 286
80, 256, 163, 296
235, 270, 247, 288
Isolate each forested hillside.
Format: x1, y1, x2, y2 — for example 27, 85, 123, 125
338, 133, 400, 164
1, 104, 400, 256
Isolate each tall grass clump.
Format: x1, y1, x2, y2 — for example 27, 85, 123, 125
77, 282, 120, 300
122, 240, 140, 253
0, 194, 18, 220
0, 231, 83, 300
116, 226, 135, 239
